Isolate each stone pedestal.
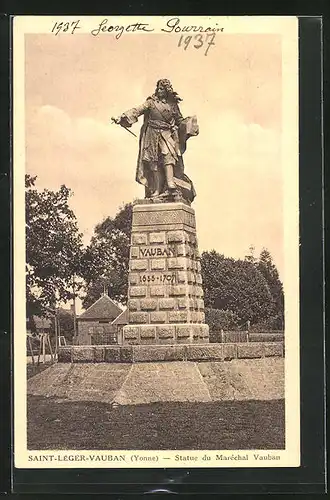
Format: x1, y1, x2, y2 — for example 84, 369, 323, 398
123, 202, 209, 345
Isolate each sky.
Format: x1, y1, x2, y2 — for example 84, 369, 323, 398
25, 32, 283, 281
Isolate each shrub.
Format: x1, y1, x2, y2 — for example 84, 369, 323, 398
205, 308, 241, 332
249, 313, 284, 332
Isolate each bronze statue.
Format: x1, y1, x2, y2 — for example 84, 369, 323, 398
112, 79, 199, 204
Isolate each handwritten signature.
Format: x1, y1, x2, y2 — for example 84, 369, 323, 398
50, 17, 223, 55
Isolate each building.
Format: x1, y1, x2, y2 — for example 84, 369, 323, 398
111, 308, 128, 345
28, 315, 52, 334
76, 294, 123, 345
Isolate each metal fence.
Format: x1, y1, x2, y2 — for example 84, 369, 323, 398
249, 332, 284, 343
209, 330, 284, 344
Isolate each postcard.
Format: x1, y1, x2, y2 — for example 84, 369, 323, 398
13, 15, 299, 468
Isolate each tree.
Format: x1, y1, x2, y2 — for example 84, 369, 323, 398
201, 250, 275, 324
50, 308, 75, 341
257, 248, 284, 327
81, 203, 132, 308
205, 308, 241, 332
25, 175, 84, 319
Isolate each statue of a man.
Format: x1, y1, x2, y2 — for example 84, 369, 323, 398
113, 79, 198, 204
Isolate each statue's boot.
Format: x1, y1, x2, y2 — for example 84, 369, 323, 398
164, 164, 176, 190
150, 171, 160, 198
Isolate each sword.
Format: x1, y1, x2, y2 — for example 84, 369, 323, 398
111, 117, 137, 138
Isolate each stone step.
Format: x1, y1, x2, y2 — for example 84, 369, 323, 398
27, 358, 284, 405
27, 363, 131, 403
113, 362, 212, 405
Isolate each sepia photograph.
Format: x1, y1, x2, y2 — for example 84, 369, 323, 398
13, 16, 299, 468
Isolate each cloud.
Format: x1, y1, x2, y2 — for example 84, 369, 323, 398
184, 112, 283, 275
27, 104, 136, 180
34, 104, 111, 149
195, 111, 280, 168
26, 104, 142, 242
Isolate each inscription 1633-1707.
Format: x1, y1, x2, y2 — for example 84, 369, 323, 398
139, 273, 176, 284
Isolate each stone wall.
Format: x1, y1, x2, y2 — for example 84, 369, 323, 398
58, 341, 284, 363
77, 320, 120, 345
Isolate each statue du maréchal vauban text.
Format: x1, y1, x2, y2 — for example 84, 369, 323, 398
112, 79, 198, 204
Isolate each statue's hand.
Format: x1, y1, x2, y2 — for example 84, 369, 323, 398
111, 116, 121, 125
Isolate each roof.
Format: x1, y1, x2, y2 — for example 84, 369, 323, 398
32, 316, 52, 329
78, 294, 123, 321
111, 308, 128, 325
58, 306, 74, 316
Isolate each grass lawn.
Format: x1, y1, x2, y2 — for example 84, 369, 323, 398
27, 395, 284, 450
27, 362, 54, 380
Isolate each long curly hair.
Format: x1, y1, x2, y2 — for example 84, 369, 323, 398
155, 79, 182, 103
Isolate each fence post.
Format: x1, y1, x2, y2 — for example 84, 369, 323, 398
28, 336, 35, 365
54, 312, 59, 360
42, 334, 46, 364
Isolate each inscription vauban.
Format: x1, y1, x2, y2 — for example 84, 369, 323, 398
139, 246, 176, 257
51, 17, 224, 39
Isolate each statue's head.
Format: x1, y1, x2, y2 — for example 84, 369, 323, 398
155, 79, 182, 103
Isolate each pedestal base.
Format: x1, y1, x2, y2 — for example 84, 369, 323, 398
125, 201, 209, 345
123, 323, 209, 345
58, 342, 284, 363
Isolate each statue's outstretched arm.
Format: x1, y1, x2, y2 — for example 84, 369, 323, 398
114, 100, 150, 128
